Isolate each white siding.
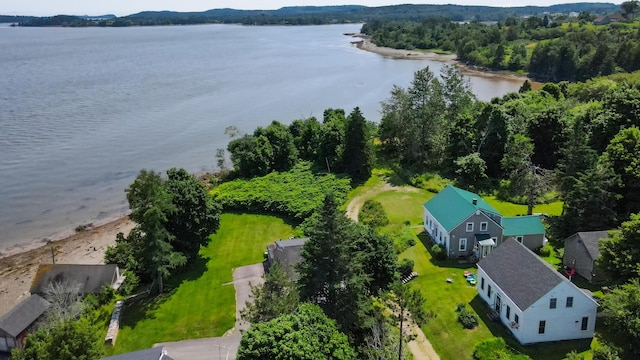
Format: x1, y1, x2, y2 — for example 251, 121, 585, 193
518, 282, 597, 344
477, 268, 598, 344
423, 208, 449, 252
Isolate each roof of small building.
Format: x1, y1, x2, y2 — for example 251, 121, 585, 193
101, 347, 172, 360
30, 264, 119, 295
501, 215, 545, 236
424, 185, 500, 232
569, 230, 610, 261
275, 238, 308, 249
0, 294, 51, 337
478, 239, 594, 311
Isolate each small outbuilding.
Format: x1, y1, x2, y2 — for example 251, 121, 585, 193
563, 231, 610, 283
0, 294, 51, 352
265, 238, 308, 279
30, 264, 125, 296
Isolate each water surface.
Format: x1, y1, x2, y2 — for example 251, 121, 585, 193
0, 23, 524, 252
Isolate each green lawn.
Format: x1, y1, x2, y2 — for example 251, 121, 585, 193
110, 213, 294, 355
485, 196, 563, 217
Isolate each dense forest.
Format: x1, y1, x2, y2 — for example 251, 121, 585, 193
10, 3, 618, 27
362, 2, 640, 81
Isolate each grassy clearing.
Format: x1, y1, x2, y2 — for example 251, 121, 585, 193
110, 213, 293, 355
485, 196, 563, 217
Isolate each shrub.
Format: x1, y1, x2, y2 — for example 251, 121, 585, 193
431, 244, 447, 261
406, 238, 416, 247
565, 350, 585, 360
359, 200, 390, 228
555, 247, 564, 260
211, 162, 350, 221
538, 245, 552, 257
473, 337, 531, 360
457, 309, 479, 329
455, 302, 467, 312
397, 258, 414, 277
592, 343, 621, 360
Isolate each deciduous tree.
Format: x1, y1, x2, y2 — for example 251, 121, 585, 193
237, 303, 357, 360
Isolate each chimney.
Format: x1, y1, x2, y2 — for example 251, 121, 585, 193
472, 198, 478, 205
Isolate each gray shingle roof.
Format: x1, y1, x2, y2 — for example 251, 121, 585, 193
30, 264, 119, 295
575, 231, 610, 261
478, 239, 565, 311
275, 238, 308, 248
101, 347, 172, 360
0, 294, 50, 337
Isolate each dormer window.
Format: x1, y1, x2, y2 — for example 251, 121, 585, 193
466, 222, 474, 232
480, 222, 488, 231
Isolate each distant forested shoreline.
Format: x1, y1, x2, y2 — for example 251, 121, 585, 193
4, 3, 618, 27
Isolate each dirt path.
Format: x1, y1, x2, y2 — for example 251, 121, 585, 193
344, 180, 440, 360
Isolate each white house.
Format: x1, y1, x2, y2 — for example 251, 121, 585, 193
477, 239, 598, 344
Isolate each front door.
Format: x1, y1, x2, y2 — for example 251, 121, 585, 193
495, 294, 502, 313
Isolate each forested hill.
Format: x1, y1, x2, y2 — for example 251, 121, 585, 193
11, 3, 618, 27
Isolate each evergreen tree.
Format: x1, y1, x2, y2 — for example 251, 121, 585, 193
344, 107, 373, 182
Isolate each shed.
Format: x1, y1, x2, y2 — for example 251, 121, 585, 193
563, 231, 610, 282
30, 264, 125, 296
265, 238, 308, 279
0, 295, 51, 352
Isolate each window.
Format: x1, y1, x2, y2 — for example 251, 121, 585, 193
514, 314, 519, 324
581, 317, 589, 330
481, 277, 485, 290
506, 305, 511, 320
488, 285, 492, 298
538, 320, 546, 334
459, 238, 467, 252
566, 297, 573, 308
550, 298, 557, 309
516, 236, 524, 243
466, 222, 474, 232
480, 222, 488, 231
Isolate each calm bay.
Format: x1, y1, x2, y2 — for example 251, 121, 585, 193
0, 23, 524, 253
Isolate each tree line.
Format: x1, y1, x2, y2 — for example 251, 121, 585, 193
362, 3, 640, 82
13, 3, 618, 27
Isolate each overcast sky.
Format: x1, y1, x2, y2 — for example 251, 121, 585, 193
3, 1, 620, 17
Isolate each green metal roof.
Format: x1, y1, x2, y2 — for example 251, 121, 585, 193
501, 215, 545, 236
423, 185, 500, 232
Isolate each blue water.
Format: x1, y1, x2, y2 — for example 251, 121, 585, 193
0, 23, 523, 253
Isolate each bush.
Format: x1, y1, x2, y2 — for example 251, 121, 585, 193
431, 244, 447, 260
565, 350, 584, 360
457, 309, 479, 329
456, 304, 479, 329
406, 238, 416, 247
359, 200, 390, 228
592, 343, 621, 360
473, 337, 531, 360
398, 258, 414, 277
211, 162, 351, 221
538, 245, 553, 257
555, 247, 564, 260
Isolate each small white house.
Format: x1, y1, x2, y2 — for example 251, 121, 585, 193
477, 239, 598, 344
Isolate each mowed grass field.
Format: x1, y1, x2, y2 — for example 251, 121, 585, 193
110, 213, 294, 355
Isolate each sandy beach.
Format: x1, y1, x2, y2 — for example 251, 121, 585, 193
350, 35, 531, 82
0, 216, 135, 316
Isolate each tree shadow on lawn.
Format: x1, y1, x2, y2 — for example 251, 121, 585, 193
118, 255, 209, 329
468, 295, 592, 360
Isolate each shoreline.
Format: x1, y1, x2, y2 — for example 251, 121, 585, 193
0, 215, 135, 316
349, 35, 531, 83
